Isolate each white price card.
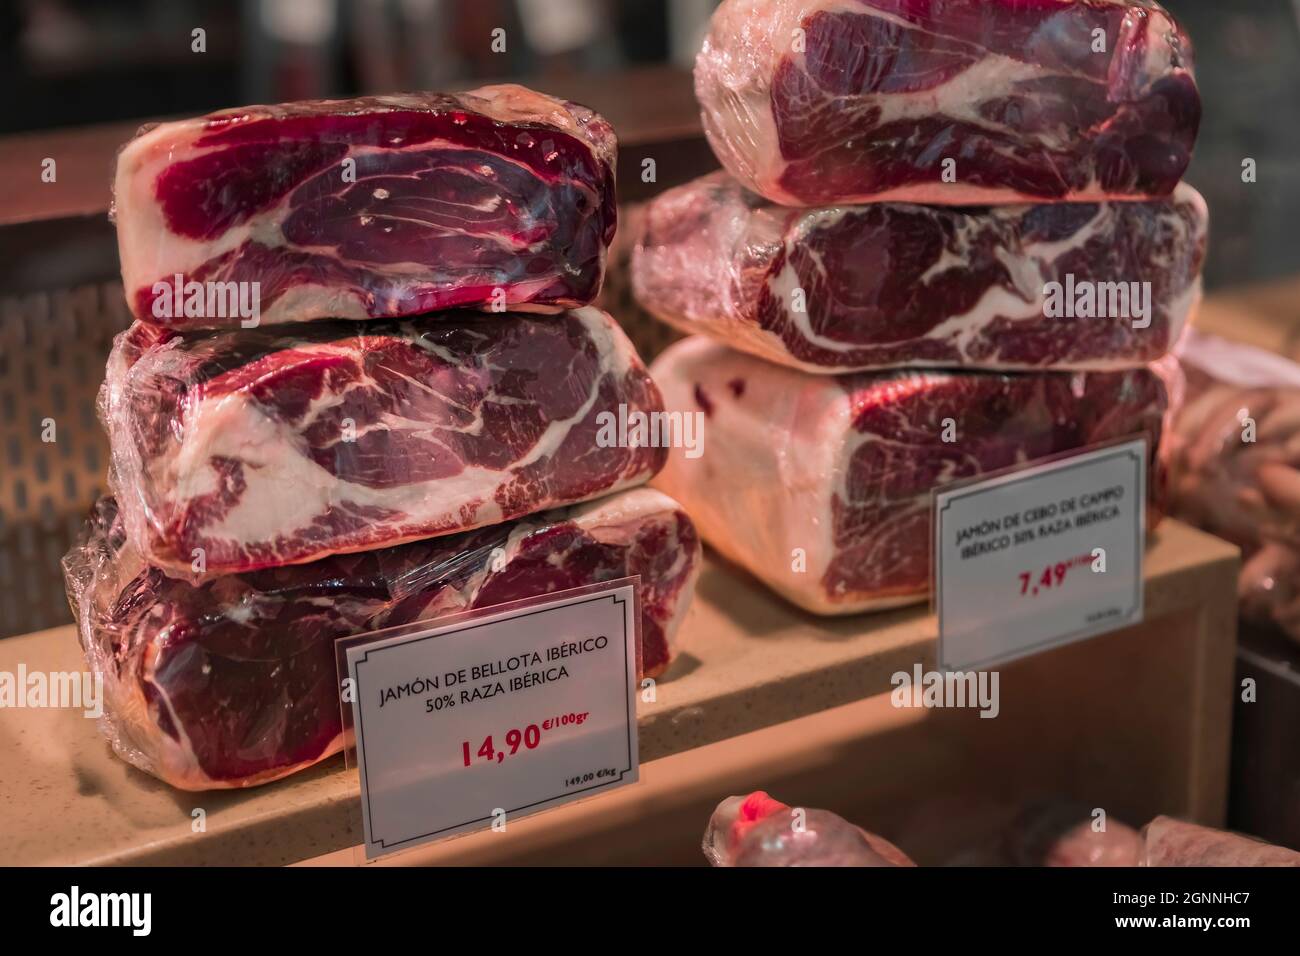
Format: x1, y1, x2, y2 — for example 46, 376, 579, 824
338, 579, 640, 861
934, 438, 1146, 671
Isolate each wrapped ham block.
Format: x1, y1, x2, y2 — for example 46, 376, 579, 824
633, 172, 1206, 373
695, 0, 1200, 206
113, 85, 616, 328
102, 307, 665, 581
63, 489, 701, 790
1141, 817, 1300, 866
703, 792, 915, 867
1006, 802, 1144, 866
651, 337, 1165, 614
1166, 331, 1300, 644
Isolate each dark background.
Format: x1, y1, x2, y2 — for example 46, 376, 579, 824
1, 0, 1298, 290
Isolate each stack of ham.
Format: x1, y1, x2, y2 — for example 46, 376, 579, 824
63, 85, 702, 790
633, 0, 1206, 614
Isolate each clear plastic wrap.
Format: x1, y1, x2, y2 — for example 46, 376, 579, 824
113, 84, 617, 328
1140, 816, 1300, 867
633, 171, 1206, 373
695, 0, 1200, 207
1166, 330, 1300, 644
1004, 801, 1144, 867
650, 336, 1166, 615
102, 307, 666, 581
62, 487, 701, 790
702, 792, 915, 867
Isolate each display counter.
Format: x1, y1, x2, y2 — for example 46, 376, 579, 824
0, 520, 1237, 866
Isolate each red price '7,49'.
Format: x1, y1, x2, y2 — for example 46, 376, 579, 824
1018, 553, 1093, 597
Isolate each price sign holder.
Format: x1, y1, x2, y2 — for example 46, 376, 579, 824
932, 437, 1148, 672
334, 577, 641, 862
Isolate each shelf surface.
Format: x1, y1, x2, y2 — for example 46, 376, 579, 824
0, 519, 1237, 865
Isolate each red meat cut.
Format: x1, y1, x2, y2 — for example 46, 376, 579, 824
633, 171, 1207, 372
64, 488, 701, 790
103, 307, 665, 580
651, 337, 1166, 614
703, 792, 916, 866
113, 85, 617, 328
696, 0, 1200, 206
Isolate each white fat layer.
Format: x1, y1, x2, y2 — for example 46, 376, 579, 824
650, 337, 847, 611
569, 486, 679, 527
269, 283, 373, 321
868, 53, 1052, 134
260, 270, 569, 327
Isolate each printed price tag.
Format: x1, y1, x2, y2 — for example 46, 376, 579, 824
338, 580, 640, 861
934, 439, 1146, 670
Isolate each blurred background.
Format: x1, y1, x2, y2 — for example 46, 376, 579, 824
2, 0, 1299, 287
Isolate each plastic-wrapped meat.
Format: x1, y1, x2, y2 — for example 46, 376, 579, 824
703, 792, 915, 867
62, 488, 701, 790
632, 171, 1206, 373
695, 0, 1200, 206
102, 307, 665, 581
651, 336, 1166, 614
1005, 802, 1144, 866
113, 84, 616, 328
1141, 817, 1300, 866
1166, 330, 1300, 644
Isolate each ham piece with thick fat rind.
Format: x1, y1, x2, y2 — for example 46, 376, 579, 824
113, 84, 616, 328
650, 336, 1166, 614
103, 307, 665, 581
696, 0, 1200, 206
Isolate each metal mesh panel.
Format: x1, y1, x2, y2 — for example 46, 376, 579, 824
0, 282, 130, 637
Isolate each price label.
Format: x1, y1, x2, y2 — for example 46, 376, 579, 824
339, 580, 640, 860
933, 439, 1146, 670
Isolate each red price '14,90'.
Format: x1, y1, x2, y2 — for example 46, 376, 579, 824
462, 725, 544, 767
1018, 553, 1092, 597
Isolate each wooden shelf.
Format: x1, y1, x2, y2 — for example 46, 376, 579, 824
0, 519, 1237, 866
